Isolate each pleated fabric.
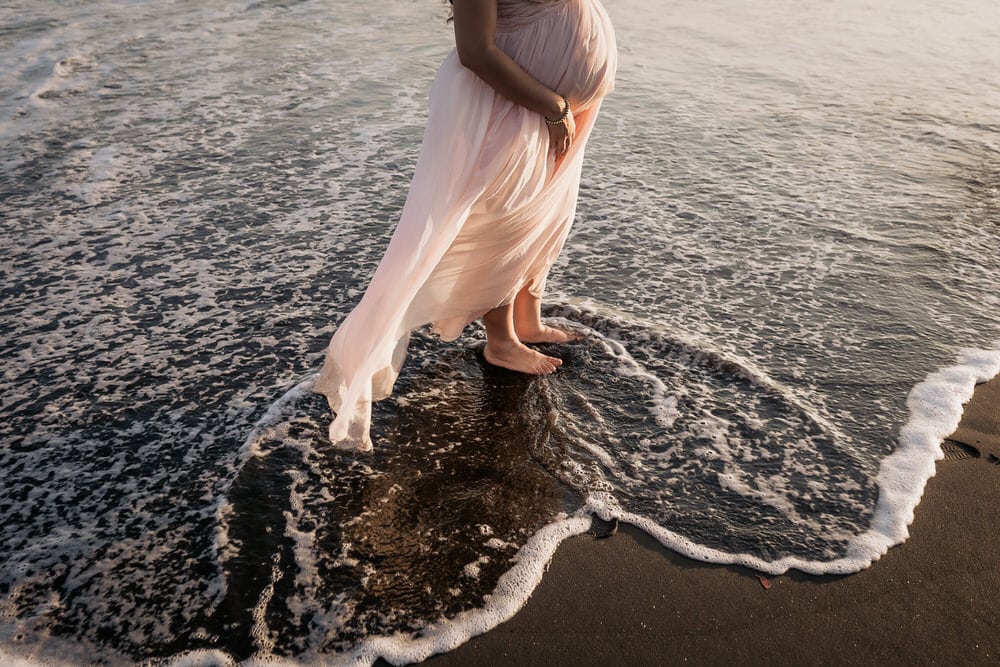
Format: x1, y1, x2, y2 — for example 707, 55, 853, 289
315, 0, 617, 450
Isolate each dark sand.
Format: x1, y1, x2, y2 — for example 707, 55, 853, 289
424, 374, 1000, 666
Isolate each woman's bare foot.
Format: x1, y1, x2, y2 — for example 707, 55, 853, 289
514, 324, 582, 344
483, 340, 562, 374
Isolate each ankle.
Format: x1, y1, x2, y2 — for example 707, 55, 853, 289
514, 322, 544, 336
485, 338, 520, 352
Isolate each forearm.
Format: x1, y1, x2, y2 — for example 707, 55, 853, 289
459, 44, 565, 119
453, 0, 566, 119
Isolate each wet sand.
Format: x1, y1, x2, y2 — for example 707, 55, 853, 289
423, 374, 1000, 665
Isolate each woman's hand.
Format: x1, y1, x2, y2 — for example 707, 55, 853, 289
453, 0, 578, 162
548, 103, 576, 164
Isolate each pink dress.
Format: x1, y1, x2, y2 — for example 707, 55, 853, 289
315, 0, 617, 450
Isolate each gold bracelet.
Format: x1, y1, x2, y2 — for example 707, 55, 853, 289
544, 95, 570, 125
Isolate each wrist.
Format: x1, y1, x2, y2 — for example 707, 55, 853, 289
542, 93, 564, 118
544, 95, 570, 125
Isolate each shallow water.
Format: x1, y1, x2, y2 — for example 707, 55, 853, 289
1, 0, 999, 664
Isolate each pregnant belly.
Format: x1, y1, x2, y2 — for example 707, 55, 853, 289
495, 0, 617, 110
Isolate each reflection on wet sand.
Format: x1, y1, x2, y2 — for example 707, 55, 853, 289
219, 332, 579, 656
341, 343, 579, 632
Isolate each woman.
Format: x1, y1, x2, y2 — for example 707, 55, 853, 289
315, 0, 617, 450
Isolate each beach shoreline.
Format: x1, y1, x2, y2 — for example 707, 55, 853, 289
422, 374, 1000, 665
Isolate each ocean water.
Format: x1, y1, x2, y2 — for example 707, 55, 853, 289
1, 0, 999, 664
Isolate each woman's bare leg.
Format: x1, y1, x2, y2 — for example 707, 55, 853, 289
483, 301, 562, 374
512, 285, 580, 343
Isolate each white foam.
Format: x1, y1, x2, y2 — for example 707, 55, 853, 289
249, 553, 283, 657
231, 378, 317, 465
0, 648, 75, 667
0, 632, 125, 667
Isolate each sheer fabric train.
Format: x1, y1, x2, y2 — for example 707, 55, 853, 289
315, 0, 617, 450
